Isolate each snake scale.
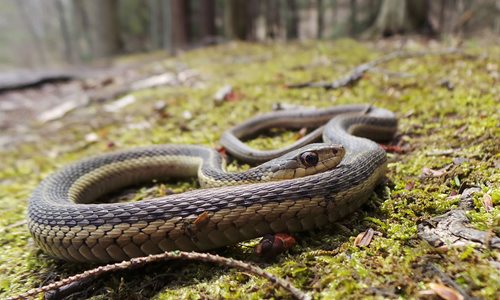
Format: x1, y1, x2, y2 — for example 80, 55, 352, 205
28, 104, 397, 263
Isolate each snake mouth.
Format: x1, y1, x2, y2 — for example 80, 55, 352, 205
313, 144, 346, 173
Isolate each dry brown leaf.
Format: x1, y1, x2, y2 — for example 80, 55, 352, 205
405, 181, 415, 191
429, 283, 464, 300
214, 85, 232, 104
354, 228, 376, 247
454, 125, 468, 135
422, 164, 452, 178
381, 144, 405, 153
482, 193, 493, 212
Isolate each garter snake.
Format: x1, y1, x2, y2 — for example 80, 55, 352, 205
27, 104, 397, 263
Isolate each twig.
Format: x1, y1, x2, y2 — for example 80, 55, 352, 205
287, 48, 466, 90
425, 263, 472, 300
287, 60, 373, 89
8, 251, 310, 300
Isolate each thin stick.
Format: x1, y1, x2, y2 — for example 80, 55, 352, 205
8, 251, 310, 300
287, 48, 466, 90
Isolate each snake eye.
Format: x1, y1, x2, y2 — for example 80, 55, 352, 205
299, 151, 319, 167
331, 148, 338, 155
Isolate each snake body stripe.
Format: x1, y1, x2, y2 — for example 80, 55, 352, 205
28, 104, 397, 263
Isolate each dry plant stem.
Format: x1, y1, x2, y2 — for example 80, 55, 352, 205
288, 48, 464, 89
425, 263, 471, 300
8, 251, 310, 300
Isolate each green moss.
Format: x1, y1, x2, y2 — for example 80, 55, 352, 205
0, 40, 498, 299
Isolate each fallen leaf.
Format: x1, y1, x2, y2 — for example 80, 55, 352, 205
100, 77, 114, 86
214, 85, 233, 104
255, 233, 296, 258
132, 73, 176, 90
422, 167, 444, 177
494, 159, 500, 169
84, 132, 99, 143
405, 181, 415, 191
216, 146, 228, 159
422, 165, 452, 178
482, 193, 493, 212
403, 110, 414, 118
177, 69, 199, 82
426, 149, 455, 156
438, 79, 454, 90
104, 94, 136, 112
38, 95, 88, 123
272, 102, 309, 111
452, 157, 468, 165
153, 101, 169, 118
354, 228, 378, 247
295, 127, 308, 139
447, 190, 460, 200
454, 125, 468, 136
429, 283, 464, 300
153, 101, 167, 111
193, 211, 210, 228
226, 90, 241, 102
182, 111, 192, 120
418, 289, 437, 297
381, 145, 405, 154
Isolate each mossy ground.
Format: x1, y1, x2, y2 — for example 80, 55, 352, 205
0, 39, 498, 299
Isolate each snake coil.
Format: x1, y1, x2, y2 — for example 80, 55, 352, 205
28, 104, 397, 263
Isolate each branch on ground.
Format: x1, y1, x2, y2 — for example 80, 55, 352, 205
287, 48, 470, 90
8, 251, 310, 300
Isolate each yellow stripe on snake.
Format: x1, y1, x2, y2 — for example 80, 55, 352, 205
28, 104, 397, 263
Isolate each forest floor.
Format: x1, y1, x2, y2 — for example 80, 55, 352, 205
0, 38, 498, 299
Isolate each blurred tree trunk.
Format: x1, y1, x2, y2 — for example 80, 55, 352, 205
286, 0, 299, 39
247, 0, 261, 41
350, 0, 358, 35
317, 0, 324, 38
200, 0, 216, 43
438, 0, 448, 32
365, 0, 381, 29
15, 1, 47, 65
171, 0, 189, 50
73, 0, 93, 60
332, 0, 338, 22
161, 0, 173, 53
149, 0, 163, 49
266, 0, 281, 39
55, 0, 74, 63
224, 0, 251, 40
82, 0, 122, 58
368, 0, 434, 36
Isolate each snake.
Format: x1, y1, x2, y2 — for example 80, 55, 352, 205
27, 104, 397, 263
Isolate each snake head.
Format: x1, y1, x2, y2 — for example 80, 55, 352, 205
266, 143, 345, 180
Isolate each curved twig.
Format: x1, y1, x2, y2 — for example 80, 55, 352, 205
8, 251, 310, 300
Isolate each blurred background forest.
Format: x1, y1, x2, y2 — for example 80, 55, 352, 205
0, 0, 499, 71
